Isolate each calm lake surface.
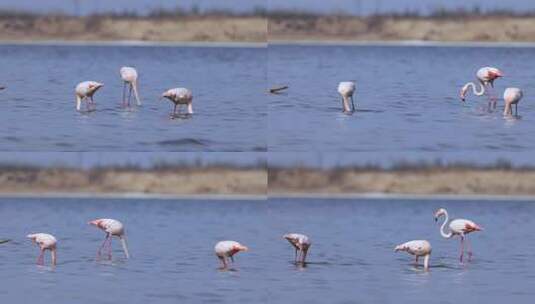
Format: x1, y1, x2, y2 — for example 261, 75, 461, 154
269, 45, 535, 151
1, 197, 534, 303
0, 44, 266, 151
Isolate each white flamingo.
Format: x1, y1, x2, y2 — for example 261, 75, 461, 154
503, 87, 523, 117
434, 208, 482, 262
395, 240, 431, 270
337, 81, 356, 113
283, 233, 311, 264
27, 233, 57, 266
161, 88, 193, 116
460, 67, 503, 108
214, 240, 248, 269
120, 67, 141, 106
75, 81, 103, 111
88, 218, 130, 260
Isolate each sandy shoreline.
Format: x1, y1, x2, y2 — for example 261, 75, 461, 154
3, 14, 535, 43
2, 166, 535, 198
0, 167, 267, 196
269, 168, 535, 197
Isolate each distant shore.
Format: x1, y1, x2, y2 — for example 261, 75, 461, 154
269, 167, 535, 197
0, 15, 266, 43
2, 164, 535, 198
269, 15, 535, 43
0, 166, 267, 196
3, 13, 535, 43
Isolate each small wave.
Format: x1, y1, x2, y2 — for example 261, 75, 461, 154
157, 138, 209, 147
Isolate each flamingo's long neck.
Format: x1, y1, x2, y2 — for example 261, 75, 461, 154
51, 249, 57, 266
423, 254, 430, 270
120, 236, 130, 259
439, 211, 453, 238
463, 82, 486, 97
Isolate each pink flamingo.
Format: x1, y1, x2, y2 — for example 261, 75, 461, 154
120, 67, 141, 107
395, 240, 431, 270
161, 88, 193, 117
283, 233, 311, 264
434, 208, 482, 262
214, 240, 248, 269
337, 81, 356, 113
88, 219, 130, 260
27, 233, 57, 266
75, 81, 104, 111
503, 87, 523, 117
460, 67, 503, 109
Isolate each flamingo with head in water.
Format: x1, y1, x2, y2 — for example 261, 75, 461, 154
395, 240, 431, 270
120, 67, 141, 107
503, 87, 523, 117
75, 81, 103, 111
161, 88, 193, 117
88, 218, 130, 260
214, 240, 248, 269
434, 208, 482, 262
460, 67, 503, 109
283, 233, 311, 264
27, 233, 57, 266
337, 81, 356, 113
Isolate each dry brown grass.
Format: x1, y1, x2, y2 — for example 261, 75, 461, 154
0, 167, 267, 195
269, 168, 535, 195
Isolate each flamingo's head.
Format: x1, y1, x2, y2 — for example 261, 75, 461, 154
460, 84, 469, 102
26, 234, 37, 242
434, 208, 447, 221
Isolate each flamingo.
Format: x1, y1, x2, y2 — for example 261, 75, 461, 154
214, 240, 248, 269
75, 81, 103, 111
283, 233, 311, 264
120, 67, 141, 107
395, 240, 431, 270
88, 218, 130, 260
27, 233, 57, 266
161, 88, 193, 117
503, 87, 523, 117
434, 208, 482, 262
337, 81, 356, 113
460, 67, 503, 109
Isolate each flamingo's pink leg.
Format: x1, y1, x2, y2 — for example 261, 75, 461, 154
415, 255, 419, 265
36, 249, 45, 265
97, 235, 108, 259
466, 237, 473, 261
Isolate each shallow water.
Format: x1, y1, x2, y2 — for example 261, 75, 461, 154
0, 45, 266, 151
1, 197, 534, 303
269, 45, 535, 151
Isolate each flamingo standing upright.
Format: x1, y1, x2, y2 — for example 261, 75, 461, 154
283, 233, 311, 264
460, 67, 503, 109
337, 81, 356, 113
120, 67, 141, 107
503, 87, 523, 117
395, 240, 432, 270
75, 81, 103, 111
27, 233, 57, 266
214, 240, 248, 269
88, 218, 130, 260
161, 88, 193, 117
434, 208, 482, 262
